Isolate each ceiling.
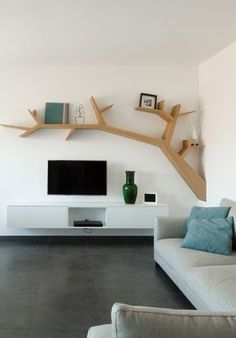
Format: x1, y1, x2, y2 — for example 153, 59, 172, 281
0, 0, 236, 66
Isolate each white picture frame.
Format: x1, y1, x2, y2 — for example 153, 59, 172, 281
143, 192, 158, 205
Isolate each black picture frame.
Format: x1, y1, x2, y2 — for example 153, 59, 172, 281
139, 93, 157, 109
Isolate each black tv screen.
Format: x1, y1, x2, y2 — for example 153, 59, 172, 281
48, 160, 107, 195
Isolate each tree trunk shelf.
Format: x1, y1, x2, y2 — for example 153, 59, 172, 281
1, 96, 206, 201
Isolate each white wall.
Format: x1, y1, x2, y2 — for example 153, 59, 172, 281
199, 42, 236, 205
0, 65, 199, 235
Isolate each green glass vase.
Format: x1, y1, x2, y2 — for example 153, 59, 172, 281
123, 171, 138, 204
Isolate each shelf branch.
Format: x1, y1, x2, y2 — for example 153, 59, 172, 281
90, 96, 113, 125
21, 125, 41, 137
179, 110, 195, 117
90, 96, 105, 125
65, 127, 77, 140
100, 124, 163, 147
0, 124, 30, 131
157, 100, 165, 111
28, 109, 41, 124
162, 104, 181, 143
179, 139, 200, 158
161, 143, 206, 201
99, 104, 113, 113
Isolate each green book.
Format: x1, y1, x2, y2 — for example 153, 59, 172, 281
45, 103, 69, 124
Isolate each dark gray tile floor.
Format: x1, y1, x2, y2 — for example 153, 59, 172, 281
0, 237, 194, 338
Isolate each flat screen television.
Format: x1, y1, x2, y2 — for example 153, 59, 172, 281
48, 160, 107, 195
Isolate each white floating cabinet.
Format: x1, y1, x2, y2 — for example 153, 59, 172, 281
7, 203, 168, 230
106, 205, 168, 229
7, 206, 68, 228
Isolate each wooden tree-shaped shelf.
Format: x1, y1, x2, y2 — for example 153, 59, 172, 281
1, 97, 206, 201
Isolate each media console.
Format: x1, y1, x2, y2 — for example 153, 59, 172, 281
7, 202, 168, 229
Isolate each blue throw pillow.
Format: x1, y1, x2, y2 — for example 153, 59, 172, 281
181, 217, 234, 256
186, 206, 231, 227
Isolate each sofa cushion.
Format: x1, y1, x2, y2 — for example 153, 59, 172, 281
221, 198, 236, 247
155, 238, 236, 277
181, 217, 234, 256
186, 206, 231, 227
186, 265, 236, 310
221, 198, 236, 219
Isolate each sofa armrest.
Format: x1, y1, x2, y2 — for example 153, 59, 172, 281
154, 217, 187, 240
87, 324, 112, 338
111, 303, 236, 338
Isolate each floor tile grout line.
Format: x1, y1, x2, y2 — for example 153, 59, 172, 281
28, 240, 49, 331
29, 281, 42, 330
86, 241, 107, 324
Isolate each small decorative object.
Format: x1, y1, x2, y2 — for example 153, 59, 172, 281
123, 171, 138, 204
144, 192, 158, 205
74, 104, 86, 125
189, 124, 198, 141
139, 93, 157, 109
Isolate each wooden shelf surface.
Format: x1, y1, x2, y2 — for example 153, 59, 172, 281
179, 139, 201, 158
135, 106, 174, 123
39, 123, 99, 129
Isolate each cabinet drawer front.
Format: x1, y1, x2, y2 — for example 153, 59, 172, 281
106, 206, 168, 229
7, 206, 68, 228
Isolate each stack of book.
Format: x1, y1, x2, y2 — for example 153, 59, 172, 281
45, 102, 69, 124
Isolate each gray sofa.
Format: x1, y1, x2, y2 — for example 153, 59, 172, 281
154, 198, 236, 310
87, 198, 236, 337
87, 303, 236, 338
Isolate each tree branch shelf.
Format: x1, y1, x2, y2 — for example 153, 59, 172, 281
1, 96, 206, 201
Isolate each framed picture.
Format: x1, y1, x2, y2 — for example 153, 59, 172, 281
143, 192, 158, 205
139, 93, 157, 109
